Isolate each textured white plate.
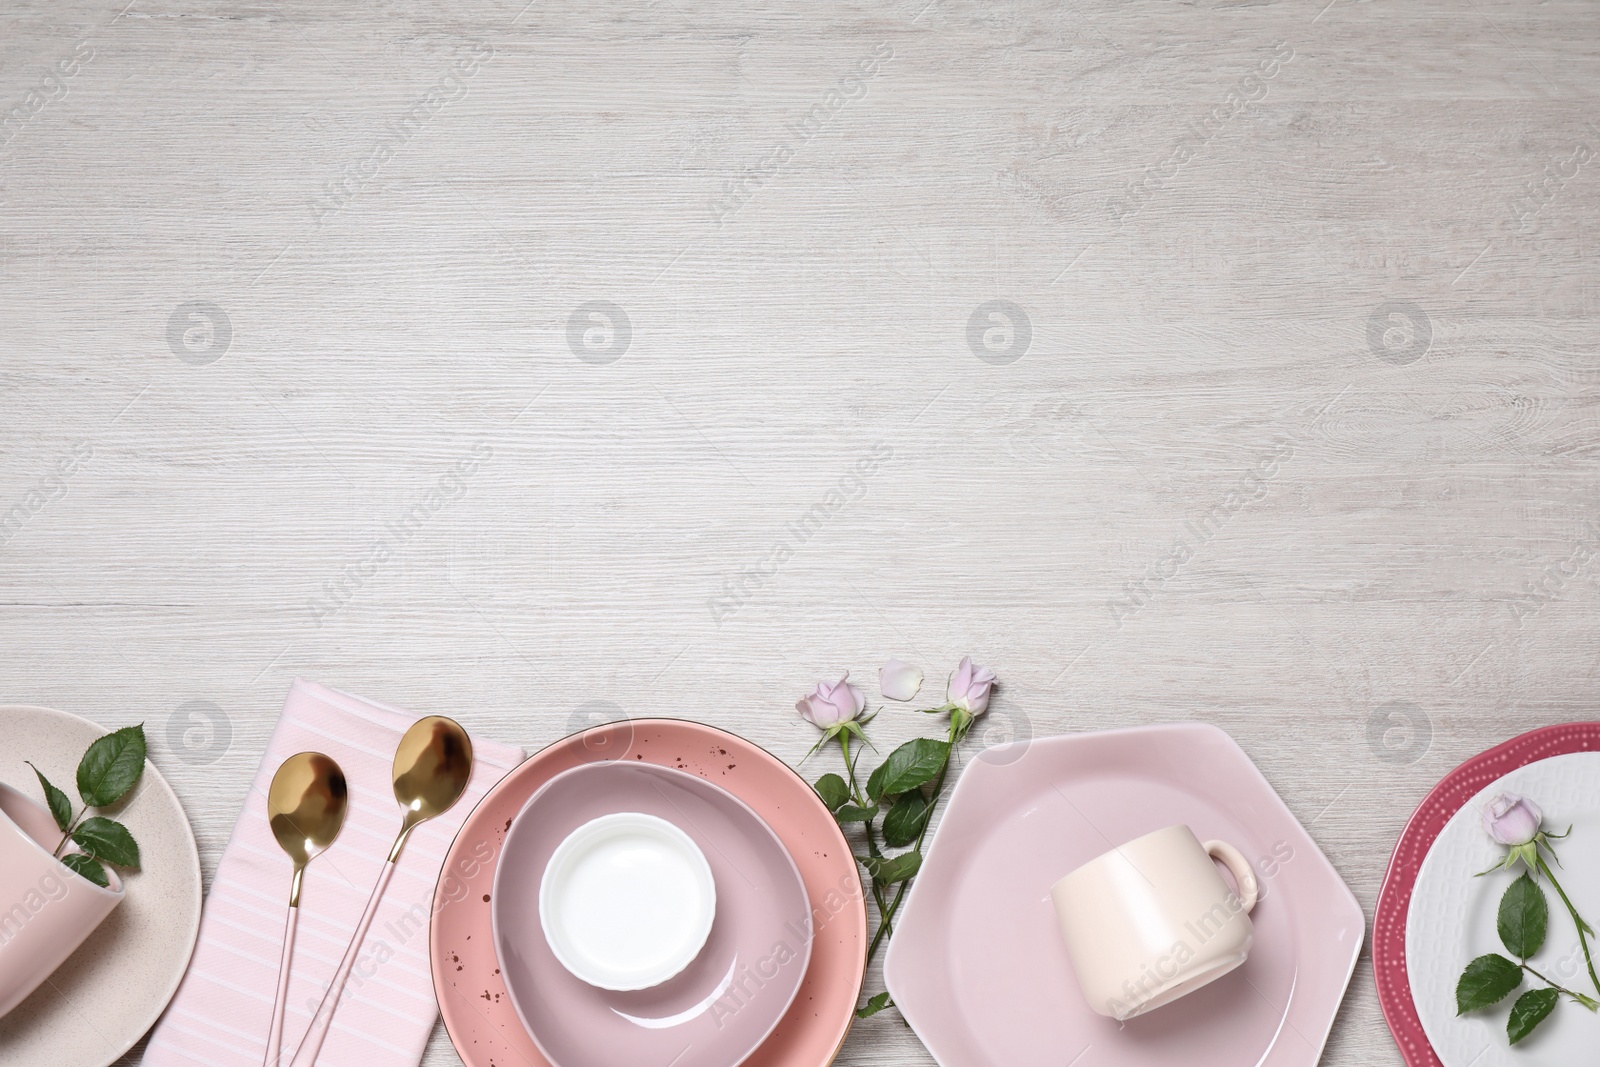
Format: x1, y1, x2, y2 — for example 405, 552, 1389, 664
1408, 752, 1600, 1066
0, 705, 203, 1066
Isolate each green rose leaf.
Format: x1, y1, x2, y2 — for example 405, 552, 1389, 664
26, 762, 72, 832
1456, 953, 1524, 1014
863, 851, 922, 885
834, 804, 879, 824
60, 852, 110, 888
71, 817, 140, 868
1498, 872, 1549, 960
76, 724, 147, 808
882, 791, 930, 848
856, 991, 893, 1018
1507, 987, 1559, 1044
813, 774, 849, 813
866, 738, 949, 802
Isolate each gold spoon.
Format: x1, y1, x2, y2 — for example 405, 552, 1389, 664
264, 753, 348, 1067
288, 716, 474, 1067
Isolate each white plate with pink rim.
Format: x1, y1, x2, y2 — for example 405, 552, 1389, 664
1407, 752, 1600, 1066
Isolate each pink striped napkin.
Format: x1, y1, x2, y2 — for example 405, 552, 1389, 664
144, 679, 524, 1067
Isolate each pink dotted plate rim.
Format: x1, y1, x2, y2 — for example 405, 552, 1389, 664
1374, 722, 1600, 1065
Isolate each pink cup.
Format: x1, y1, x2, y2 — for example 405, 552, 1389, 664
0, 782, 124, 1017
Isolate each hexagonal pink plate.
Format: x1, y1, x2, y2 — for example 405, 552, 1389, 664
884, 723, 1364, 1066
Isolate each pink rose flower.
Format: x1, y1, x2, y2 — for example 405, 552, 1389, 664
946, 656, 997, 717
796, 674, 866, 730
1482, 793, 1542, 847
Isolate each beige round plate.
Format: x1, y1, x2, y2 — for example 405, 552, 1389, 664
0, 705, 202, 1066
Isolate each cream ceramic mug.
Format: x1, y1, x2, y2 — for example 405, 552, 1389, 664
1050, 824, 1258, 1021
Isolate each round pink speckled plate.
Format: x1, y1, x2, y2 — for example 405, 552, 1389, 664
491, 761, 812, 1067
430, 720, 867, 1067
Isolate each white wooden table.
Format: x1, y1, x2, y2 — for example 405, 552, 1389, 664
4, 0, 1597, 1063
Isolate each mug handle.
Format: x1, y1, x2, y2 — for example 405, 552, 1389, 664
1201, 839, 1259, 913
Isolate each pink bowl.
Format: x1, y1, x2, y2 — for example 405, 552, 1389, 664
491, 761, 813, 1067
429, 719, 868, 1067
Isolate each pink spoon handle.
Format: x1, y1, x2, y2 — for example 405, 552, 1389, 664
263, 903, 299, 1067
287, 860, 398, 1067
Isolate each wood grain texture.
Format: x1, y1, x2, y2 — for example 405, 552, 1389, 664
3, 0, 1599, 1063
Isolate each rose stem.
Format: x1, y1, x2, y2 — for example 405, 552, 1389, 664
1536, 853, 1600, 998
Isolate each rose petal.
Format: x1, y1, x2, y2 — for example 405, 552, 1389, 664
879, 658, 924, 701
947, 658, 973, 708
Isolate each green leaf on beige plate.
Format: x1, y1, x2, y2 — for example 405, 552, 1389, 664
1497, 872, 1548, 960
71, 816, 140, 868
27, 762, 73, 832
1457, 953, 1524, 1014
834, 804, 879, 824
864, 851, 922, 885
856, 991, 893, 1018
882, 791, 930, 848
813, 773, 849, 813
60, 852, 110, 888
76, 724, 147, 808
1507, 987, 1559, 1044
866, 738, 949, 802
